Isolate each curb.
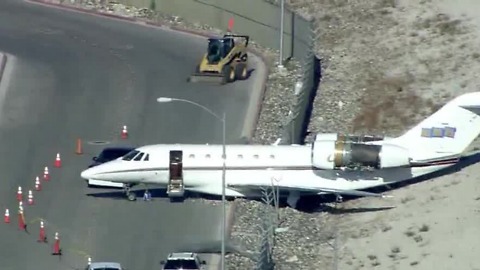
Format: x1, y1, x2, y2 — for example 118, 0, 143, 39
226, 199, 237, 238
215, 199, 237, 270
0, 53, 7, 85
27, 0, 269, 143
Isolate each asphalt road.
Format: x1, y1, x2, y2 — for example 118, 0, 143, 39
0, 0, 262, 269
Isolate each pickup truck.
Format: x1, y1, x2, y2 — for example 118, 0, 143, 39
160, 252, 207, 270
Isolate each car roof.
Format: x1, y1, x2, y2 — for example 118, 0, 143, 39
89, 262, 122, 269
168, 252, 197, 259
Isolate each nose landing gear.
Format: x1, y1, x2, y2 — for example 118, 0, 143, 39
124, 184, 136, 201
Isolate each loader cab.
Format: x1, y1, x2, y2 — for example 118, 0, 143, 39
206, 38, 234, 64
167, 150, 185, 202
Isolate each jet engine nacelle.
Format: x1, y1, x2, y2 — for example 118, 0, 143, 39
314, 133, 388, 143
311, 140, 411, 170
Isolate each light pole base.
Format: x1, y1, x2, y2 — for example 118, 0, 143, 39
277, 64, 287, 76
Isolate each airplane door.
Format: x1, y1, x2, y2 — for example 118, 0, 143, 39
169, 150, 183, 180
167, 150, 185, 201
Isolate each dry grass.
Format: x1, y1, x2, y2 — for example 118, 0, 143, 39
414, 13, 467, 36
352, 72, 443, 134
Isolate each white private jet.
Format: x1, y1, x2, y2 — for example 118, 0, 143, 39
80, 92, 480, 208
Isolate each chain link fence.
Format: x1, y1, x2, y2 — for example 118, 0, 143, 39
280, 21, 321, 145
253, 186, 280, 270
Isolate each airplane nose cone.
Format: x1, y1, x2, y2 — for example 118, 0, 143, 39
80, 168, 94, 179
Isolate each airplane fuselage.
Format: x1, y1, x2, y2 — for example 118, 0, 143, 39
80, 144, 455, 198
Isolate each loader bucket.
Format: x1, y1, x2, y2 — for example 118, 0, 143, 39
188, 72, 226, 84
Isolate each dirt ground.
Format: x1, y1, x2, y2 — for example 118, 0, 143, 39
290, 0, 480, 269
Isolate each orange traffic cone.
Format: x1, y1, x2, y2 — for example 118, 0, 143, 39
17, 186, 22, 202
18, 206, 26, 231
54, 153, 61, 168
76, 138, 83, 155
4, 209, 10, 223
28, 190, 34, 205
52, 232, 62, 255
43, 166, 50, 181
37, 220, 47, 243
121, 125, 128, 139
35, 176, 41, 191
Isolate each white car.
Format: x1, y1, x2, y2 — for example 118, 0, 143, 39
86, 262, 123, 270
87, 146, 134, 188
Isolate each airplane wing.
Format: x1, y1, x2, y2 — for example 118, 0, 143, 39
227, 184, 392, 198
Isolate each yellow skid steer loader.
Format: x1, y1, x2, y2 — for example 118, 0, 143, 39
188, 34, 249, 84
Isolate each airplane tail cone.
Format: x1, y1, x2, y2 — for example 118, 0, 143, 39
52, 232, 62, 255
54, 153, 62, 168
76, 138, 83, 155
43, 167, 50, 181
121, 125, 128, 139
4, 209, 10, 224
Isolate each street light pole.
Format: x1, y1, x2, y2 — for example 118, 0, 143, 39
156, 97, 227, 270
279, 0, 285, 68
221, 111, 226, 270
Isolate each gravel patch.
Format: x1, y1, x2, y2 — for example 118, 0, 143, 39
230, 0, 480, 269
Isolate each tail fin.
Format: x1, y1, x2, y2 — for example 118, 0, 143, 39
393, 92, 480, 159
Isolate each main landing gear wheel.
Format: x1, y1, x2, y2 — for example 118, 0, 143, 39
127, 192, 136, 201
124, 184, 136, 201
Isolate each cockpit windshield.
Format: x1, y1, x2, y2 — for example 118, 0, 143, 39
207, 39, 224, 64
122, 150, 150, 161
133, 152, 144, 161
122, 150, 139, 161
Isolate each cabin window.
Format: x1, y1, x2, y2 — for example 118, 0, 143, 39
144, 154, 149, 161
205, 154, 211, 159
189, 154, 195, 158
237, 154, 243, 159
269, 154, 275, 159
253, 154, 259, 159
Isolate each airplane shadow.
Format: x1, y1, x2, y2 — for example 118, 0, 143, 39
294, 152, 480, 213
318, 204, 396, 215
172, 240, 256, 260
85, 187, 234, 202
